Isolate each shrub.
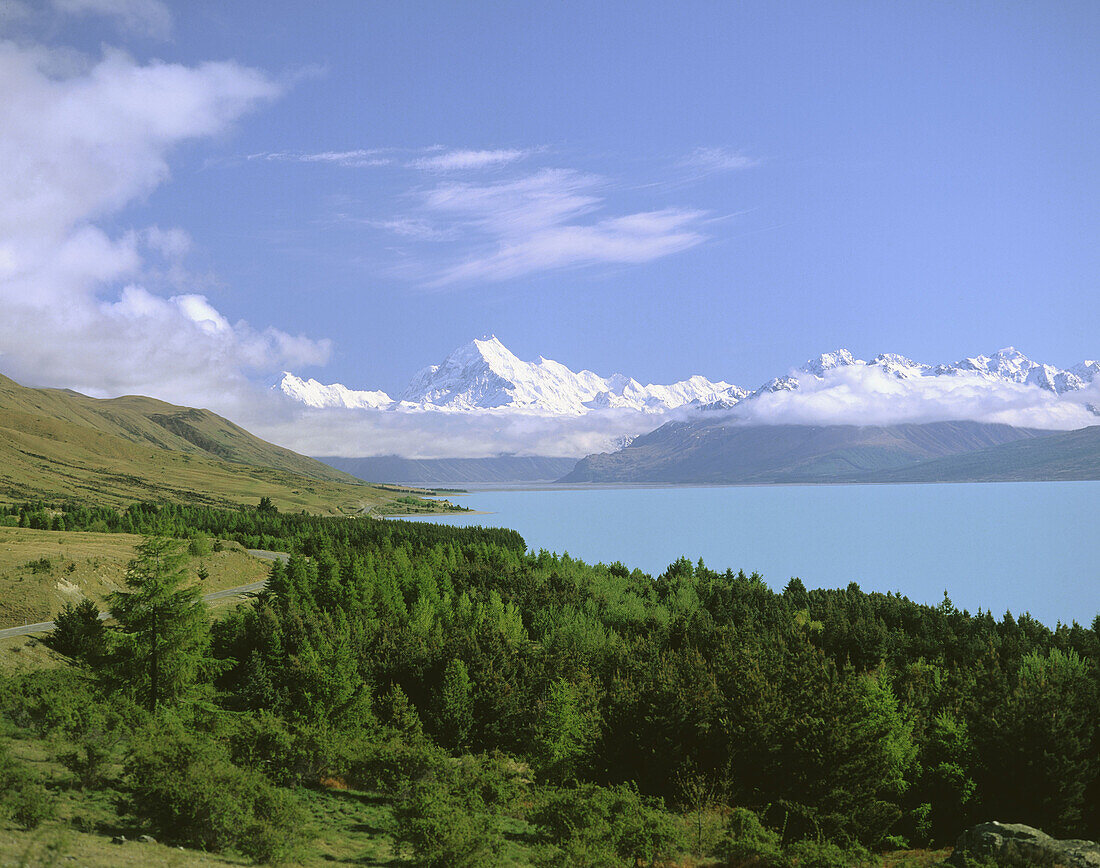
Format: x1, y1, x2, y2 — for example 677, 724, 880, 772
393, 777, 504, 868
532, 782, 684, 867
126, 718, 310, 863
10, 780, 54, 830
785, 838, 874, 868
0, 743, 56, 830
0, 670, 95, 737
188, 533, 213, 557
714, 807, 786, 866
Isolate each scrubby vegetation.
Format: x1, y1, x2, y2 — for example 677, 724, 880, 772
0, 499, 1097, 865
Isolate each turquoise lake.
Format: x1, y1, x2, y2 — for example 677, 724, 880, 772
403, 482, 1100, 627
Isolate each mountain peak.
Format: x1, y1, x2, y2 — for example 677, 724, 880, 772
801, 349, 859, 377
398, 336, 742, 413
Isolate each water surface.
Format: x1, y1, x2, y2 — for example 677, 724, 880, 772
407, 482, 1100, 627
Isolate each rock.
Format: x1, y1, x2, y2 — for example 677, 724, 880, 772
110, 835, 126, 845
950, 821, 1100, 868
137, 834, 156, 844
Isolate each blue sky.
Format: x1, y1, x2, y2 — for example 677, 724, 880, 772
0, 0, 1097, 402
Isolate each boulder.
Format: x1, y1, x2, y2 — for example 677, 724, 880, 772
950, 822, 1100, 868
137, 834, 157, 844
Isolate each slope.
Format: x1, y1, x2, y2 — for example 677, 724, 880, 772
561, 420, 1055, 483
865, 424, 1100, 482
318, 454, 579, 486
0, 373, 355, 482
0, 373, 450, 515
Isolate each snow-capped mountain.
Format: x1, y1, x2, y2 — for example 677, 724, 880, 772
743, 346, 1097, 402
277, 339, 1098, 419
277, 373, 392, 410
280, 335, 741, 415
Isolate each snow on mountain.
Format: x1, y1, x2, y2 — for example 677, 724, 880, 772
276, 372, 392, 409
278, 339, 1098, 419
398, 335, 739, 415
746, 346, 1096, 398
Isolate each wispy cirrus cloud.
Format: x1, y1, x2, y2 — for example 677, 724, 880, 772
417, 168, 708, 286
681, 146, 759, 174
247, 142, 726, 287
249, 149, 393, 167
408, 148, 530, 172
359, 218, 458, 241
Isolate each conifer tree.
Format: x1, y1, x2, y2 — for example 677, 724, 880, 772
107, 535, 211, 713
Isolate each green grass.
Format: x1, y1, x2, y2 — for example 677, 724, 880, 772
0, 527, 273, 629
0, 372, 463, 516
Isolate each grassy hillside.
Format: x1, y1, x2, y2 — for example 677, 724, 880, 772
0, 374, 353, 482
0, 373, 458, 515
0, 526, 270, 628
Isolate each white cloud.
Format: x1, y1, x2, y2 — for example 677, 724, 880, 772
681, 146, 759, 174
726, 365, 1099, 431
250, 149, 392, 167
363, 217, 458, 241
0, 38, 332, 412
409, 148, 529, 172
51, 0, 172, 39
418, 169, 708, 286
142, 225, 191, 258
254, 405, 653, 460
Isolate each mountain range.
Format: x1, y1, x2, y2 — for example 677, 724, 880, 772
560, 420, 1061, 484
279, 335, 744, 415
278, 337, 1099, 418
562, 417, 1100, 484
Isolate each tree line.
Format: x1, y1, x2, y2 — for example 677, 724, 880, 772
0, 499, 1097, 865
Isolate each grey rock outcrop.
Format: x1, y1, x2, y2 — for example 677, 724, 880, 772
950, 821, 1100, 867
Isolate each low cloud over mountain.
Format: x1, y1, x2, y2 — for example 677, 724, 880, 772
261, 339, 1100, 459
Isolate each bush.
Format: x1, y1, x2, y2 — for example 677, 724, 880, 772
345, 731, 449, 794
0, 670, 97, 737
126, 718, 310, 863
393, 777, 504, 867
531, 782, 684, 867
58, 737, 113, 789
714, 807, 786, 866
785, 838, 874, 868
188, 533, 213, 557
10, 780, 54, 830
0, 743, 56, 830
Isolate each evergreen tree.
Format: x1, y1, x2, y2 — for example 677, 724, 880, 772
47, 598, 107, 664
107, 535, 211, 713
438, 658, 473, 750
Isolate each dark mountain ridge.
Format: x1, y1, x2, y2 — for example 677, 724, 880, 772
560, 419, 1081, 484
317, 455, 578, 486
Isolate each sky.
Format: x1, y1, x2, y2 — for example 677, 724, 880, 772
0, 0, 1097, 455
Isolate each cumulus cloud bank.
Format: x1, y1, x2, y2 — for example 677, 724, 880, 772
254, 364, 1100, 461
726, 365, 1100, 431
253, 406, 652, 460
0, 36, 332, 411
